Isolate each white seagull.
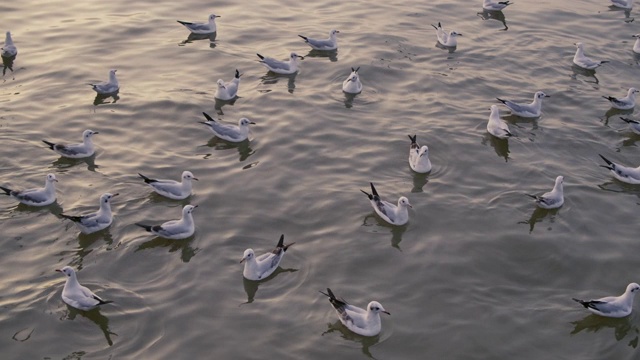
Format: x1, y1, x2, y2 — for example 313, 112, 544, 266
240, 234, 295, 281
320, 288, 390, 337
620, 117, 640, 135
599, 154, 640, 184
496, 91, 550, 118
0, 173, 58, 206
199, 112, 255, 142
526, 175, 564, 209
342, 67, 363, 94
408, 134, 432, 173
214, 69, 241, 101
42, 129, 99, 159
573, 283, 640, 318
602, 87, 639, 110
361, 182, 412, 226
573, 42, 608, 70
487, 105, 513, 139
256, 52, 303, 75
90, 69, 119, 95
431, 22, 462, 47
61, 193, 118, 234
610, 0, 634, 9
482, 0, 513, 11
1, 31, 17, 58
138, 171, 198, 200
56, 266, 113, 311
136, 204, 197, 240
298, 29, 339, 51
177, 14, 220, 34
633, 34, 640, 54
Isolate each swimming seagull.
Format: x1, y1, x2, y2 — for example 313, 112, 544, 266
360, 182, 412, 226
298, 29, 339, 51
599, 154, 640, 184
0, 173, 58, 206
240, 234, 295, 281
620, 117, 640, 134
256, 52, 303, 75
482, 0, 513, 11
496, 91, 550, 118
633, 34, 640, 54
431, 22, 462, 47
56, 266, 113, 311
573, 42, 608, 70
199, 112, 255, 142
526, 175, 564, 209
61, 193, 118, 234
487, 105, 513, 139
573, 283, 640, 318
610, 0, 634, 9
136, 204, 197, 240
320, 288, 390, 337
177, 14, 220, 34
602, 87, 639, 110
408, 135, 432, 173
342, 67, 363, 94
214, 69, 241, 101
90, 69, 119, 95
1, 31, 17, 58
138, 171, 198, 200
42, 129, 99, 159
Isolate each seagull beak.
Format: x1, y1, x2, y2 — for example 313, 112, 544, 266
93, 131, 100, 134
298, 55, 305, 60
239, 257, 245, 263
382, 310, 390, 315
215, 15, 221, 18
193, 205, 199, 208
545, 95, 550, 98
193, 177, 199, 181
54, 179, 59, 182
112, 193, 120, 197
55, 269, 62, 273
250, 121, 256, 125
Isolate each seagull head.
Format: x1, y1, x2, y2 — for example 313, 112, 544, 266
101, 193, 118, 204
574, 42, 584, 50
290, 52, 304, 61
216, 79, 226, 89
182, 171, 198, 181
398, 196, 412, 208
419, 145, 429, 157
554, 175, 564, 188
209, 14, 221, 20
239, 118, 256, 127
368, 301, 390, 315
183, 204, 197, 215
55, 266, 75, 277
240, 248, 255, 263
627, 283, 640, 294
46, 173, 58, 183
330, 29, 340, 37
83, 129, 99, 139
629, 87, 639, 95
536, 91, 550, 99
450, 31, 462, 37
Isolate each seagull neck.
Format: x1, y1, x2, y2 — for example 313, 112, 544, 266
182, 212, 194, 225
181, 179, 193, 192
109, 73, 118, 85
574, 47, 584, 59
44, 180, 56, 195
98, 200, 112, 217
5, 33, 13, 45
83, 136, 94, 147
66, 272, 80, 289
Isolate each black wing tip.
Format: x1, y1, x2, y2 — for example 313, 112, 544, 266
600, 60, 610, 64
202, 112, 215, 122
369, 182, 379, 197
283, 242, 295, 252
298, 35, 308, 41
408, 134, 417, 144
620, 117, 639, 124
138, 173, 154, 183
276, 234, 285, 247
320, 287, 335, 299
0, 185, 12, 195
360, 189, 372, 200
598, 154, 613, 166
235, 69, 240, 78
525, 193, 537, 200
496, 97, 507, 104
572, 298, 589, 308
135, 223, 152, 232
97, 298, 114, 306
42, 140, 56, 149
256, 53, 264, 60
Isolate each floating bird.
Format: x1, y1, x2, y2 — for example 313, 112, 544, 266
199, 112, 255, 142
573, 42, 608, 70
1, 31, 17, 58
320, 288, 390, 337
431, 22, 462, 47
177, 14, 220, 34
256, 52, 303, 75
361, 182, 412, 226
573, 283, 640, 318
56, 266, 113, 311
526, 175, 564, 209
138, 171, 198, 200
90, 69, 119, 95
602, 87, 639, 110
408, 135, 432, 173
487, 105, 513, 139
0, 173, 58, 206
61, 193, 118, 234
599, 154, 640, 184
240, 234, 295, 281
610, 0, 634, 9
482, 0, 512, 11
620, 117, 640, 134
342, 67, 363, 94
214, 69, 241, 101
633, 34, 640, 54
42, 129, 98, 159
496, 91, 550, 118
298, 29, 339, 51
136, 204, 197, 239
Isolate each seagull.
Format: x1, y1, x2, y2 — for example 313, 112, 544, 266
431, 22, 462, 47
138, 171, 198, 200
177, 14, 220, 34
90, 69, 119, 95
610, 0, 634, 9
136, 204, 197, 240
56, 266, 113, 311
408, 135, 432, 173
599, 154, 640, 184
256, 52, 303, 75
620, 117, 640, 135
633, 34, 640, 54
0, 173, 58, 206
573, 42, 608, 70
602, 88, 639, 110
240, 234, 295, 281
496, 91, 550, 118
320, 288, 390, 337
487, 105, 513, 139
1, 31, 17, 58
214, 69, 241, 101
360, 182, 412, 226
199, 112, 255, 142
342, 67, 363, 94
298, 29, 339, 51
61, 193, 118, 234
573, 283, 640, 318
42, 129, 99, 159
482, 0, 512, 11
526, 175, 564, 209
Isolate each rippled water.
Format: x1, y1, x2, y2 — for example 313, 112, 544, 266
2, 0, 640, 359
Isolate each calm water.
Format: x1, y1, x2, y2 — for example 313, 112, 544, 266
2, 0, 640, 358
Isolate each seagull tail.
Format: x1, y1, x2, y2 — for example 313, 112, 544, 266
42, 140, 56, 150
202, 112, 216, 122
135, 223, 153, 232
256, 53, 265, 60
0, 186, 12, 195
408, 134, 417, 145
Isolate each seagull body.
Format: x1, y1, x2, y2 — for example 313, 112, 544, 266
42, 129, 98, 159
360, 182, 412, 226
431, 22, 462, 47
136, 205, 197, 240
256, 52, 303, 75
320, 288, 390, 337
61, 193, 118, 234
633, 34, 640, 54
342, 67, 363, 94
90, 69, 119, 95
602, 87, 639, 110
177, 14, 220, 34
240, 234, 295, 281
214, 69, 241, 101
408, 135, 432, 173
526, 176, 564, 209
487, 105, 513, 139
610, 0, 634, 9
56, 266, 113, 311
599, 154, 640, 184
298, 29, 339, 51
199, 112, 255, 142
1, 31, 17, 58
482, 0, 512, 11
139, 171, 197, 200
573, 283, 640, 318
0, 173, 58, 206
496, 91, 550, 118
573, 42, 608, 70
620, 117, 640, 135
